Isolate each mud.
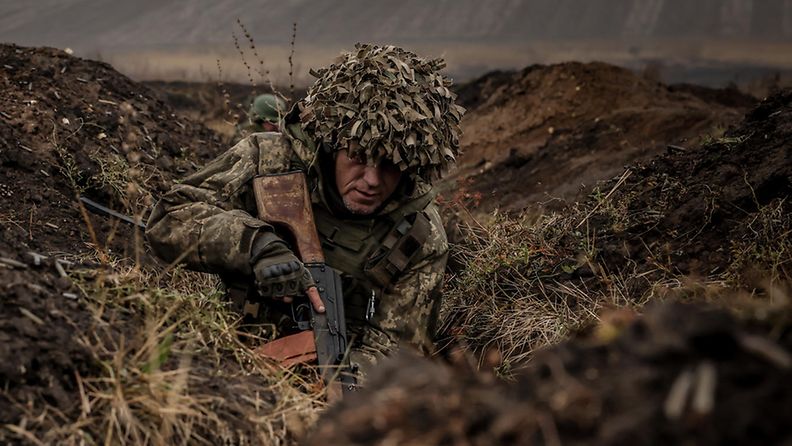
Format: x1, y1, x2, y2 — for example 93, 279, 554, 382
309, 303, 792, 446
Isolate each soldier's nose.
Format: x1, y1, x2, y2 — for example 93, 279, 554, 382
362, 165, 382, 188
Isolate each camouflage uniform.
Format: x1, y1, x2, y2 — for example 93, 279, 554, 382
146, 128, 448, 374
147, 44, 462, 376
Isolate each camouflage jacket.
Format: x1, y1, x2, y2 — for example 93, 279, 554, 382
146, 126, 448, 373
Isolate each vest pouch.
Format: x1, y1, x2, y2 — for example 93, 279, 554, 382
364, 211, 431, 288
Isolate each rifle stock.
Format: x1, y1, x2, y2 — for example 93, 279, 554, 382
252, 172, 324, 264
252, 172, 356, 398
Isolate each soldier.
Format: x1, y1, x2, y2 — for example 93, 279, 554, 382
146, 44, 465, 377
236, 93, 287, 138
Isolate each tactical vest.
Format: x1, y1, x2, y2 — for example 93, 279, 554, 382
240, 130, 436, 339
313, 191, 434, 328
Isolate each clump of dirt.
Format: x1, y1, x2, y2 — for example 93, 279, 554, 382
0, 258, 96, 426
309, 302, 792, 445
451, 62, 753, 212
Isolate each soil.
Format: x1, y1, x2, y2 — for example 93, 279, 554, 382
144, 80, 258, 139
0, 257, 96, 427
586, 89, 792, 281
309, 302, 792, 446
449, 62, 755, 213
0, 44, 280, 443
0, 44, 226, 258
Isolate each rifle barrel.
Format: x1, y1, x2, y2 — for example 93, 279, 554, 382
79, 196, 147, 230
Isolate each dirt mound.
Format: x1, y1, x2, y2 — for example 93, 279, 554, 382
144, 80, 257, 139
0, 45, 315, 444
454, 69, 516, 111
439, 88, 791, 377
589, 89, 791, 281
0, 43, 225, 258
668, 83, 758, 109
309, 302, 792, 445
452, 62, 752, 212
144, 81, 307, 139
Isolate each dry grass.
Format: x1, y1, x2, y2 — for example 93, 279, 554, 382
4, 251, 324, 445
441, 210, 651, 375
441, 171, 791, 373
0, 50, 328, 443
726, 198, 792, 287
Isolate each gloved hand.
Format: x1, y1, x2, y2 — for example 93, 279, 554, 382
250, 231, 325, 312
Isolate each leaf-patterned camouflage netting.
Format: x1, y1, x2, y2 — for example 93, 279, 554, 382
299, 43, 466, 182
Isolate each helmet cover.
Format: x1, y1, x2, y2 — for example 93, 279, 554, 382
299, 43, 465, 182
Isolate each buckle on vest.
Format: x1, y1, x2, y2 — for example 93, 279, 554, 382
366, 290, 376, 322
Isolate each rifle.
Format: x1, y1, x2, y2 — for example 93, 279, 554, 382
251, 171, 356, 399
78, 196, 147, 230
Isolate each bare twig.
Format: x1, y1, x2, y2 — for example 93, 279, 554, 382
738, 333, 792, 369
289, 22, 297, 100
576, 169, 632, 229
0, 257, 27, 269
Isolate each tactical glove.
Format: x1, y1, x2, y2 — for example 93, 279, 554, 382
250, 231, 315, 299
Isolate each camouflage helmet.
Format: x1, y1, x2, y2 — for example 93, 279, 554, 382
299, 43, 465, 182
249, 94, 287, 124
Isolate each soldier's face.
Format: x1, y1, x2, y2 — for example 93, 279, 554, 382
335, 145, 402, 215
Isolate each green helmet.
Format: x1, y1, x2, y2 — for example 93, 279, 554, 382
249, 94, 286, 125
299, 43, 465, 182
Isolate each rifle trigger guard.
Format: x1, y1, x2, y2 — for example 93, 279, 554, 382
292, 302, 312, 331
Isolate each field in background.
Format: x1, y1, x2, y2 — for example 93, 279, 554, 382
99, 40, 792, 91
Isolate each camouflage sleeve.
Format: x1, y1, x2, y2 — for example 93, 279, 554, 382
146, 134, 281, 277
355, 204, 449, 369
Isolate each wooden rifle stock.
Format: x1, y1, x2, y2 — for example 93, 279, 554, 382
251, 172, 324, 264
252, 172, 355, 400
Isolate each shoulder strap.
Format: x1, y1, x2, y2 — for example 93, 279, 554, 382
255, 132, 294, 174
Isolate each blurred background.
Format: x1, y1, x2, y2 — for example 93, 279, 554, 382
2, 0, 791, 89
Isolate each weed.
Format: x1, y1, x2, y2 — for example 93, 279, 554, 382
5, 253, 323, 445
726, 198, 791, 287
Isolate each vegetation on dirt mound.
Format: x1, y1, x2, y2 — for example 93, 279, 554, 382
452, 62, 751, 212
441, 88, 791, 368
143, 80, 307, 140
0, 44, 226, 257
0, 44, 320, 445
312, 302, 792, 445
